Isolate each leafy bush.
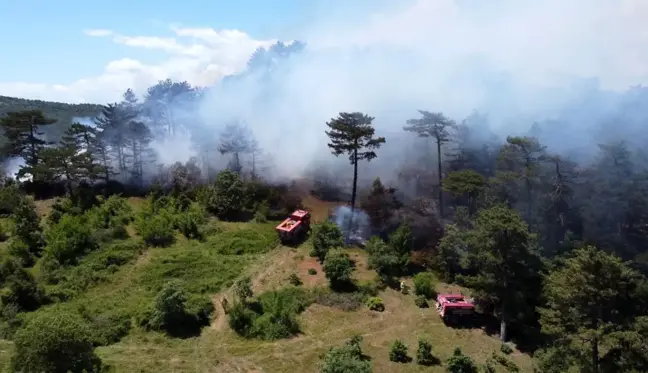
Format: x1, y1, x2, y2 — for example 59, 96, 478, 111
446, 347, 479, 373
366, 296, 385, 312
308, 268, 317, 275
174, 203, 207, 239
311, 221, 344, 262
228, 287, 313, 340
318, 336, 371, 373
366, 236, 400, 282
491, 352, 520, 372
389, 339, 410, 363
202, 170, 246, 220
146, 281, 214, 337
11, 311, 102, 373
323, 249, 354, 289
500, 343, 514, 355
234, 276, 253, 301
416, 339, 438, 366
315, 291, 366, 311
135, 206, 175, 247
0, 257, 45, 312
11, 197, 43, 255
0, 184, 23, 216
8, 239, 34, 267
288, 273, 302, 286
85, 195, 133, 241
45, 214, 98, 265
413, 272, 437, 299
415, 295, 428, 308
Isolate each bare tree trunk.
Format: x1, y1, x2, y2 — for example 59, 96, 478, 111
436, 138, 444, 219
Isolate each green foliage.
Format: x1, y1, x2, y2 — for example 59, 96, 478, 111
0, 183, 23, 216
365, 236, 400, 283
434, 224, 467, 282
538, 246, 646, 370
228, 287, 313, 340
8, 239, 34, 267
11, 196, 43, 255
203, 170, 246, 220
500, 343, 514, 355
209, 226, 278, 255
308, 268, 317, 275
174, 203, 207, 239
413, 272, 437, 299
85, 195, 132, 240
389, 339, 409, 363
365, 296, 384, 312
45, 214, 98, 265
323, 249, 354, 289
0, 257, 45, 311
389, 223, 413, 267
311, 221, 344, 262
234, 276, 253, 301
318, 335, 372, 373
416, 338, 437, 366
490, 352, 519, 372
446, 347, 479, 373
288, 273, 302, 286
135, 198, 175, 247
414, 295, 428, 308
11, 310, 102, 373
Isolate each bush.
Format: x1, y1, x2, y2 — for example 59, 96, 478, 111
147, 281, 213, 337
415, 295, 429, 308
45, 214, 98, 265
11, 197, 43, 254
366, 296, 385, 312
311, 221, 344, 262
500, 343, 514, 355
416, 339, 438, 366
174, 203, 207, 239
8, 239, 34, 267
308, 268, 317, 275
203, 170, 246, 220
0, 184, 23, 216
413, 272, 437, 299
0, 257, 45, 312
234, 276, 253, 302
11, 311, 102, 373
288, 273, 302, 286
446, 347, 479, 373
228, 287, 313, 340
491, 352, 520, 372
389, 339, 410, 363
323, 249, 354, 289
135, 207, 175, 247
318, 336, 371, 373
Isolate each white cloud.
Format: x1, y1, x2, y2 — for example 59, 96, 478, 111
2, 0, 648, 104
83, 28, 114, 37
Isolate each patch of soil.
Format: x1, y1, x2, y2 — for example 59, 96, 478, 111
296, 255, 326, 287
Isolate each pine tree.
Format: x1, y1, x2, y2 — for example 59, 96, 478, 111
0, 110, 56, 181
404, 110, 456, 219
325, 112, 385, 237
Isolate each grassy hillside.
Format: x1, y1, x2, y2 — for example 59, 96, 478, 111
0, 195, 533, 373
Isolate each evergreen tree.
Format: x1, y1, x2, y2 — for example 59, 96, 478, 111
325, 112, 385, 235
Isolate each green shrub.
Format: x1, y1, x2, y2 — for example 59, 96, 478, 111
491, 352, 520, 372
147, 281, 214, 337
389, 339, 410, 363
413, 272, 437, 299
11, 311, 102, 373
366, 296, 385, 312
308, 268, 317, 275
446, 347, 479, 373
0, 184, 23, 216
0, 257, 45, 312
135, 208, 175, 247
228, 287, 313, 340
45, 214, 98, 265
288, 273, 302, 286
318, 336, 371, 373
311, 221, 344, 262
234, 276, 253, 302
500, 343, 514, 355
415, 295, 428, 308
323, 249, 354, 289
174, 203, 207, 239
8, 239, 34, 267
416, 339, 437, 366
11, 197, 43, 254
184, 294, 216, 325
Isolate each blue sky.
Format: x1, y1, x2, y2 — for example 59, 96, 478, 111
0, 0, 387, 85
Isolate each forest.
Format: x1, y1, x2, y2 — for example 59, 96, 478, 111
0, 41, 647, 373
